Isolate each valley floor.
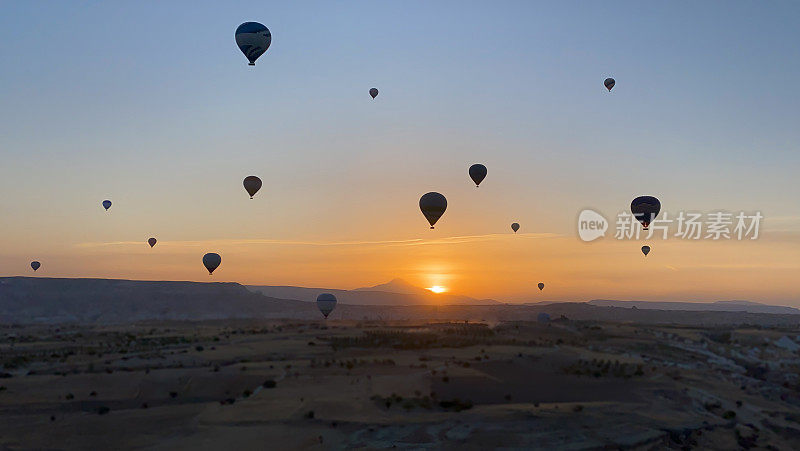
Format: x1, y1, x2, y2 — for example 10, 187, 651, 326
2, 319, 800, 449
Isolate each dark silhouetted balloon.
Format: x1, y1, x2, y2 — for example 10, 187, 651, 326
468, 164, 487, 187
641, 245, 650, 256
538, 282, 544, 291
369, 88, 379, 99
316, 293, 337, 319
631, 196, 661, 230
537, 312, 550, 323
604, 77, 615, 91
148, 238, 157, 248
419, 192, 447, 229
102, 200, 112, 211
236, 22, 271, 66
30, 261, 41, 271
511, 223, 520, 233
203, 253, 221, 275
243, 176, 262, 199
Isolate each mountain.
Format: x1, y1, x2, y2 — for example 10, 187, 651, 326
587, 299, 800, 315
353, 278, 429, 295
248, 279, 500, 306
0, 277, 316, 324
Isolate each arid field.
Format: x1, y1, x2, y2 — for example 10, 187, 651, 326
2, 319, 800, 449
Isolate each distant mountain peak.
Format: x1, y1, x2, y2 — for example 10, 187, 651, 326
354, 278, 427, 295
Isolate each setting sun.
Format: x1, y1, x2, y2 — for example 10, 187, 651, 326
426, 286, 447, 294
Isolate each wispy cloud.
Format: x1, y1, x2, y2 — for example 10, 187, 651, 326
75, 232, 560, 249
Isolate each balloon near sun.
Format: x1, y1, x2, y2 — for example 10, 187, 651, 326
427, 286, 447, 293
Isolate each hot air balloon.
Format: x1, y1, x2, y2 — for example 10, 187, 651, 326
511, 223, 520, 233
468, 164, 487, 187
235, 22, 271, 66
631, 196, 661, 230
203, 253, 221, 275
537, 312, 551, 323
30, 261, 41, 271
641, 245, 650, 256
419, 192, 447, 229
538, 283, 545, 291
148, 238, 157, 248
102, 200, 112, 211
243, 176, 262, 199
369, 88, 379, 99
604, 77, 615, 91
316, 293, 337, 319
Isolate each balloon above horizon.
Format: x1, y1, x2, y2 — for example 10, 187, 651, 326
631, 196, 661, 230
202, 253, 221, 275
419, 192, 447, 229
369, 88, 379, 99
235, 22, 271, 66
468, 164, 487, 187
148, 238, 157, 248
511, 222, 520, 233
538, 282, 545, 291
102, 200, 112, 211
641, 245, 651, 256
243, 176, 262, 199
316, 293, 337, 318
604, 77, 615, 91
30, 261, 40, 271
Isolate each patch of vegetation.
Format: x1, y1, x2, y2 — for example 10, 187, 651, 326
562, 359, 644, 378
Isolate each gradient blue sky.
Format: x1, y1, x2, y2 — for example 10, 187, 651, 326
1, 1, 799, 303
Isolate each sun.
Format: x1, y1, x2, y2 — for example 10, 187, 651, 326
426, 285, 447, 294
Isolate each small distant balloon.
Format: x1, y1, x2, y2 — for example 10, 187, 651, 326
537, 312, 551, 323
419, 192, 447, 229
468, 164, 487, 187
538, 283, 545, 291
235, 22, 271, 66
630, 196, 661, 230
641, 245, 650, 256
148, 238, 157, 248
604, 77, 615, 91
511, 223, 520, 233
102, 200, 112, 211
317, 293, 337, 319
30, 261, 41, 271
369, 88, 379, 99
203, 253, 222, 275
243, 176, 262, 199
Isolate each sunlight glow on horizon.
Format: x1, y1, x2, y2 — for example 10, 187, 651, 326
426, 286, 447, 294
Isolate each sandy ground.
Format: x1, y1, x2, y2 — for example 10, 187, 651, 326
2, 319, 800, 450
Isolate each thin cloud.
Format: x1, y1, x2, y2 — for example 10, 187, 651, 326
75, 232, 560, 249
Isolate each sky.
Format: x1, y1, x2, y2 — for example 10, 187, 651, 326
1, 1, 799, 304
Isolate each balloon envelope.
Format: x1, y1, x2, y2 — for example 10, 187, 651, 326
641, 245, 650, 256
148, 238, 157, 248
604, 77, 615, 91
243, 176, 262, 199
419, 192, 447, 229
316, 293, 337, 319
30, 261, 40, 271
537, 312, 551, 323
102, 200, 112, 211
468, 164, 487, 187
369, 88, 379, 99
511, 223, 520, 233
203, 253, 222, 275
538, 283, 545, 291
235, 22, 271, 66
631, 196, 661, 230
